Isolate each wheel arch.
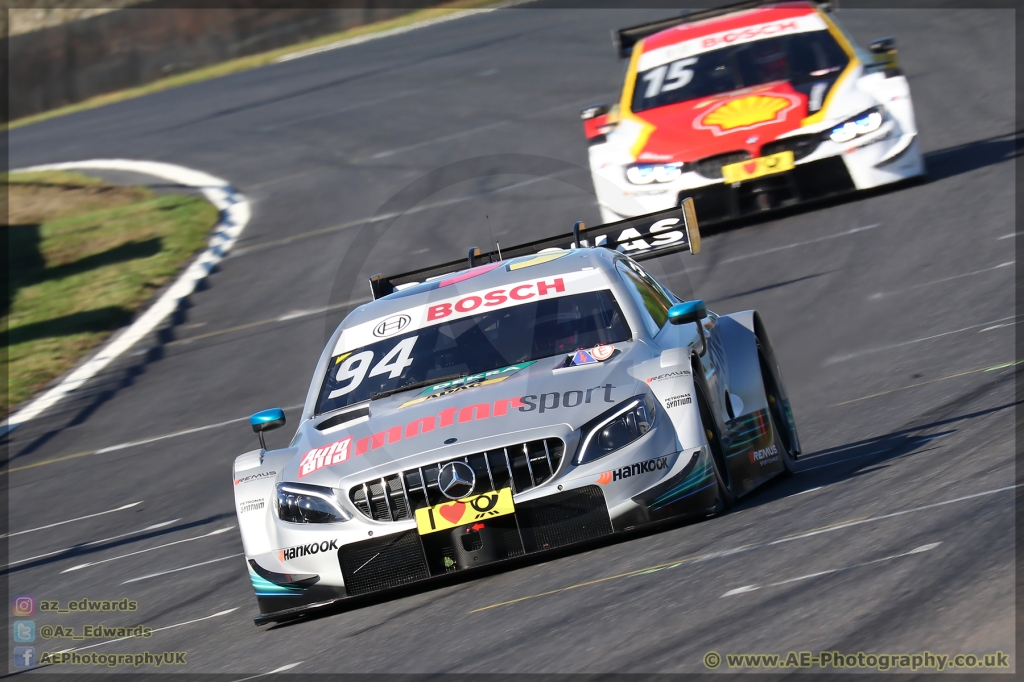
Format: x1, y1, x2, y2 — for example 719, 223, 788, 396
716, 310, 801, 456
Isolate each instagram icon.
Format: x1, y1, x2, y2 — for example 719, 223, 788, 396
12, 596, 34, 617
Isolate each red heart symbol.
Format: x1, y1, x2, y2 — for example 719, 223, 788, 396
743, 161, 757, 173
439, 502, 466, 524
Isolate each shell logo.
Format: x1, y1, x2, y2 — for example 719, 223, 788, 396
696, 95, 797, 135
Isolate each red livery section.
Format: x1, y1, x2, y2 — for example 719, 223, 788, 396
637, 83, 808, 161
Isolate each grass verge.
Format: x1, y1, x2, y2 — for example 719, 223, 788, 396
7, 0, 501, 131
3, 171, 219, 416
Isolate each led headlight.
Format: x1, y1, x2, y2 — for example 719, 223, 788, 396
829, 108, 883, 143
276, 482, 352, 524
626, 163, 684, 185
576, 393, 657, 465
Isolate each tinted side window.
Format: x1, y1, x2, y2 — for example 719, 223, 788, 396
616, 261, 670, 331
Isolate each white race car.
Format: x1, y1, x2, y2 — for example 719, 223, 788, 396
234, 203, 802, 624
582, 0, 925, 223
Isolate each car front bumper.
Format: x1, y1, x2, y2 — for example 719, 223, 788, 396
246, 440, 719, 624
591, 127, 924, 223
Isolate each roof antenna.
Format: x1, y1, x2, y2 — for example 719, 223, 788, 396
572, 221, 586, 248
484, 214, 501, 262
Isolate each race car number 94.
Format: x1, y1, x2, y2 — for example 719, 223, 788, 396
415, 488, 515, 534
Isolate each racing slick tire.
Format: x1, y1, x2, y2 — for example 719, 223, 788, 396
757, 341, 798, 475
693, 358, 736, 510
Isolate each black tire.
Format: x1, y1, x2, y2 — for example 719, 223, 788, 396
693, 362, 736, 510
757, 342, 797, 474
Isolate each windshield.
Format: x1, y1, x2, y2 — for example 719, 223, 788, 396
631, 31, 848, 113
316, 290, 631, 414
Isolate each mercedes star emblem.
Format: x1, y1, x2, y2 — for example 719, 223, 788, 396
437, 461, 476, 500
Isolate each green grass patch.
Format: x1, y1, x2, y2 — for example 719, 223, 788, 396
7, 0, 500, 131
3, 171, 219, 415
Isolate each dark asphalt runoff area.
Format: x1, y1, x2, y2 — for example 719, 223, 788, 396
5, 5, 1017, 675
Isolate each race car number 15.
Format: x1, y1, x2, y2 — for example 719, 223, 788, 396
415, 488, 515, 534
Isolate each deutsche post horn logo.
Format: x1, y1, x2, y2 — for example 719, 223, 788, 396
438, 461, 476, 500
373, 314, 411, 337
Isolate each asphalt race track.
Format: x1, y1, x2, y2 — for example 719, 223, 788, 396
6, 5, 1017, 675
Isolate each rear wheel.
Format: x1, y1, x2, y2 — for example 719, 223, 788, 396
758, 342, 797, 474
693, 364, 736, 510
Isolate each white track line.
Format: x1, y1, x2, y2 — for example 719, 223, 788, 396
2, 403, 304, 477
57, 608, 239, 654
122, 553, 244, 584
721, 224, 879, 264
1, 501, 142, 539
61, 526, 234, 573
470, 485, 1017, 612
722, 542, 941, 597
231, 662, 304, 681
2, 160, 251, 437
6, 519, 179, 569
868, 261, 1013, 299
766, 486, 1017, 549
823, 314, 1023, 365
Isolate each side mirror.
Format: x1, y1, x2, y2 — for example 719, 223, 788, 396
668, 300, 708, 357
869, 38, 901, 76
250, 408, 286, 450
580, 103, 610, 120
869, 37, 896, 54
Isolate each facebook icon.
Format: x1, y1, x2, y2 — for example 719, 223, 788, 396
13, 646, 35, 668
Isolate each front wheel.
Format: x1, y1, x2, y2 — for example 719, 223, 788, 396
758, 342, 797, 474
693, 366, 736, 510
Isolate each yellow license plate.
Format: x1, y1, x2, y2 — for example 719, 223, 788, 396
414, 488, 515, 535
721, 150, 795, 184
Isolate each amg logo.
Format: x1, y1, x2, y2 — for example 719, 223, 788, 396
750, 444, 779, 465
279, 539, 339, 561
665, 393, 692, 408
597, 456, 669, 484
239, 499, 265, 513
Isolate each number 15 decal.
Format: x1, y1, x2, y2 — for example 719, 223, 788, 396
327, 336, 417, 399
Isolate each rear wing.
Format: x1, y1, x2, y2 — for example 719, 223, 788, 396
368, 198, 701, 300
613, 0, 835, 58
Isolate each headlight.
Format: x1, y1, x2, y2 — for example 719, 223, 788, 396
576, 393, 657, 465
626, 163, 684, 185
829, 108, 883, 143
276, 482, 352, 524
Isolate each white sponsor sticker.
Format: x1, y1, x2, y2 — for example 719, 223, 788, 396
637, 13, 828, 72
334, 270, 609, 355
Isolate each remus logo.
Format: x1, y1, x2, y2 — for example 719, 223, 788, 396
234, 471, 276, 486
646, 370, 690, 383
597, 456, 669, 484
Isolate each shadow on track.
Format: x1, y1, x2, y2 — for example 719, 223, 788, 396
260, 371, 1020, 629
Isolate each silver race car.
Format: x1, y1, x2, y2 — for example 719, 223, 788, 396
233, 200, 801, 624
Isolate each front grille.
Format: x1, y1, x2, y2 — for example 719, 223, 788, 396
517, 485, 612, 553
338, 530, 430, 596
691, 151, 751, 180
350, 438, 565, 522
761, 134, 823, 162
